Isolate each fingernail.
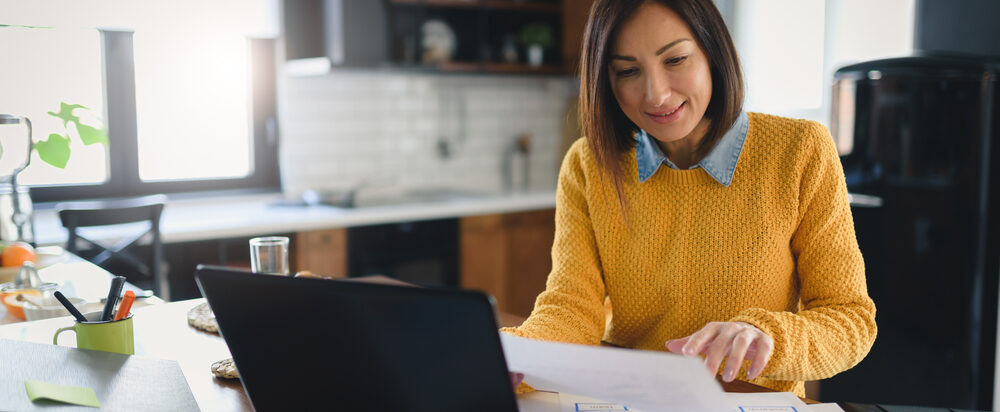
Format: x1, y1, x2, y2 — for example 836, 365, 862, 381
724, 370, 734, 381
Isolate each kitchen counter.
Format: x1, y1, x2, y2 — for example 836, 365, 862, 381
33, 191, 557, 245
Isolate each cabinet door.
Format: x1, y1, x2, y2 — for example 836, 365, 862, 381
460, 214, 510, 310
562, 0, 594, 75
460, 209, 555, 318
504, 209, 556, 318
294, 228, 348, 278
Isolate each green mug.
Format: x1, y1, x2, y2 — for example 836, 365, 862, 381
53, 310, 134, 355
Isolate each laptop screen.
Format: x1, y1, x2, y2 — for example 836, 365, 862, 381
195, 265, 518, 412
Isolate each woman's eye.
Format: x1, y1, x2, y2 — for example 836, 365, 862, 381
615, 68, 638, 77
665, 55, 688, 65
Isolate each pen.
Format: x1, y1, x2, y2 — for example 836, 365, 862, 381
101, 276, 126, 321
114, 290, 136, 321
54, 291, 88, 323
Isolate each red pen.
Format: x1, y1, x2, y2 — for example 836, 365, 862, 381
114, 290, 136, 321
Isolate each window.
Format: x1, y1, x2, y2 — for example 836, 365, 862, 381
133, 32, 253, 182
0, 1, 280, 202
0, 27, 109, 187
722, 0, 915, 126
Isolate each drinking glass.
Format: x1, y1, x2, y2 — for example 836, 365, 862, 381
249, 236, 290, 275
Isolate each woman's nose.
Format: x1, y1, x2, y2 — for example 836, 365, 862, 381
644, 73, 672, 108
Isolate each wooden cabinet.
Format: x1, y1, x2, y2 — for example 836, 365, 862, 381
460, 209, 555, 317
561, 0, 593, 75
294, 228, 348, 278
286, 209, 556, 319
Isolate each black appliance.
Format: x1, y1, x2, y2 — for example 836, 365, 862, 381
347, 218, 459, 287
819, 55, 1000, 410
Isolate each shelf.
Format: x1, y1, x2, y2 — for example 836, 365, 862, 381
437, 61, 484, 72
390, 0, 560, 13
378, 0, 571, 75
483, 1, 560, 12
423, 0, 478, 9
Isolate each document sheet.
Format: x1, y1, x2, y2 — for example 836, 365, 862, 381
500, 334, 730, 411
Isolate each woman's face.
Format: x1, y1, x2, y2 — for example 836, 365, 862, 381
608, 1, 713, 145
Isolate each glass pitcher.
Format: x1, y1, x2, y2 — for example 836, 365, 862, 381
0, 114, 35, 244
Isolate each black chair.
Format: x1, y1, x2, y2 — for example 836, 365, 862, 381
56, 194, 169, 299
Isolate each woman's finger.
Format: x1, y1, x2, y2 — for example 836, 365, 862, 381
746, 336, 774, 380
681, 322, 722, 356
510, 372, 525, 389
702, 326, 738, 376
665, 336, 690, 353
721, 330, 755, 382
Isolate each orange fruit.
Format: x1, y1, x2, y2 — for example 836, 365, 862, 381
1, 242, 36, 267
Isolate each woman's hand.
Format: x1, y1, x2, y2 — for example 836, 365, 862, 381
665, 322, 773, 382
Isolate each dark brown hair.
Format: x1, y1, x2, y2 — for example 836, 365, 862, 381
578, 0, 744, 213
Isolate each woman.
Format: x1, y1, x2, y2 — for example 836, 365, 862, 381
502, 0, 876, 397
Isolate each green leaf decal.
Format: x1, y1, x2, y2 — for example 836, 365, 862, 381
76, 123, 108, 146
46, 102, 86, 127
36, 133, 71, 169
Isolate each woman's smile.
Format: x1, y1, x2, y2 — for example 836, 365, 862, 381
646, 101, 686, 124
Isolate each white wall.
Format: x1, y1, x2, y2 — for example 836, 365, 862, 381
278, 71, 576, 197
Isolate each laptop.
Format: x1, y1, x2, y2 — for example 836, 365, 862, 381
194, 265, 519, 412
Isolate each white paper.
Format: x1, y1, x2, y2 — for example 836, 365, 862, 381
500, 334, 731, 411
726, 392, 808, 411
517, 390, 561, 412
560, 391, 811, 412
803, 403, 844, 412
559, 392, 641, 412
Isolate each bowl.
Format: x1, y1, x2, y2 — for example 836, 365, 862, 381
2, 289, 42, 320
1, 282, 60, 320
23, 296, 87, 321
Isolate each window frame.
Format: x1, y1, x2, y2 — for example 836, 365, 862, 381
30, 29, 281, 203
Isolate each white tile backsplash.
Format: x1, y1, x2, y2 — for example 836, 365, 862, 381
278, 70, 578, 198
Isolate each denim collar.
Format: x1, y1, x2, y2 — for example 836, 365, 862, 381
635, 110, 749, 186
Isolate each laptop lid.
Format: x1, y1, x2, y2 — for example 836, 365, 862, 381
195, 265, 519, 412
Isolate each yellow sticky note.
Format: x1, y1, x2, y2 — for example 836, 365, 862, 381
24, 380, 100, 408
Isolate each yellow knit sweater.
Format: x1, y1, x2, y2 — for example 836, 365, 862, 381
502, 112, 877, 396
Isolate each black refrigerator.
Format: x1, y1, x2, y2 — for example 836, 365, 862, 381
819, 54, 1000, 409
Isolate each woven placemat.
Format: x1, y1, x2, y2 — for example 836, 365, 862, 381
211, 358, 240, 379
186, 302, 219, 333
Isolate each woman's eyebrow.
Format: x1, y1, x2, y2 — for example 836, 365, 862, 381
610, 38, 692, 62
656, 38, 691, 55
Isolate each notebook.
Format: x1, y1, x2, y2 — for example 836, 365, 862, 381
0, 338, 199, 411
195, 265, 518, 412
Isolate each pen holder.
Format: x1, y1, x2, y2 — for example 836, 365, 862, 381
53, 310, 134, 355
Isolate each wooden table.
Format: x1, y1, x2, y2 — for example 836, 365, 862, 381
0, 298, 792, 411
